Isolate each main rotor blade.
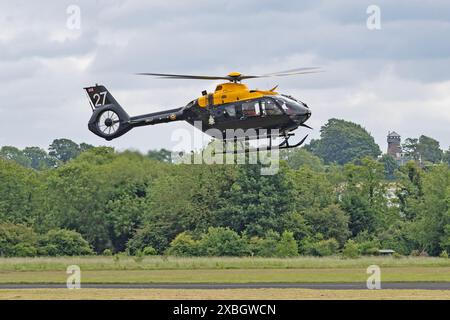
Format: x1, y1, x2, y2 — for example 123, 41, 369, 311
136, 73, 231, 80
239, 67, 323, 80
262, 67, 322, 76
136, 67, 322, 81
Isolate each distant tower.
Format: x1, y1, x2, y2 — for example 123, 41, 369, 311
387, 131, 402, 158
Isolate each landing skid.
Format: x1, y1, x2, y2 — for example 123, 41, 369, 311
217, 133, 309, 155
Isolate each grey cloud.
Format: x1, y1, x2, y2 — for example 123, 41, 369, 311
0, 0, 450, 152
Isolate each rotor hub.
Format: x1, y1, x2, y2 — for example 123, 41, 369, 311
104, 118, 113, 127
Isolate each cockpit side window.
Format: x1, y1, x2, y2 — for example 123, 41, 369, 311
261, 98, 283, 116
241, 101, 261, 117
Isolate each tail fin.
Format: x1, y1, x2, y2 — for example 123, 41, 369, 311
84, 85, 132, 140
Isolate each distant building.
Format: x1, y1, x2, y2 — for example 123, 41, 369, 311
386, 131, 409, 165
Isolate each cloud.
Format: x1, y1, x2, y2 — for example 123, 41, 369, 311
0, 0, 449, 152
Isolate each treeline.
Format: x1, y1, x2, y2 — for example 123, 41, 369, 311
0, 119, 449, 258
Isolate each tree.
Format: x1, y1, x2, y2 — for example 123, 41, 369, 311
379, 154, 398, 180
79, 143, 94, 153
197, 227, 249, 256
306, 119, 381, 165
444, 148, 450, 166
275, 231, 299, 257
48, 138, 81, 162
396, 161, 423, 220
282, 148, 324, 171
340, 157, 390, 236
0, 159, 42, 225
45, 148, 165, 252
303, 204, 350, 246
342, 239, 360, 258
402, 138, 420, 161
0, 146, 31, 167
147, 149, 172, 162
300, 236, 339, 256
215, 164, 295, 237
39, 229, 94, 256
417, 135, 443, 163
403, 136, 443, 163
166, 232, 200, 256
0, 223, 38, 257
409, 165, 450, 255
23, 146, 56, 170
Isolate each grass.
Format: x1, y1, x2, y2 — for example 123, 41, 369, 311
1, 267, 450, 284
0, 256, 448, 284
0, 288, 449, 300
0, 255, 449, 271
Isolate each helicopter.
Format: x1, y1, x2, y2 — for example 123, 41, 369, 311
83, 68, 320, 152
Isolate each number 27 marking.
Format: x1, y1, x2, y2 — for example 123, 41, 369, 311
93, 91, 107, 106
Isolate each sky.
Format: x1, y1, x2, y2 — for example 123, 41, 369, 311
1, 0, 450, 153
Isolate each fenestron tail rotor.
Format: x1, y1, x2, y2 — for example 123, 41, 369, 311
136, 67, 322, 82
97, 110, 120, 136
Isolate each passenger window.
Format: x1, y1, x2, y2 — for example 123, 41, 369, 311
261, 99, 282, 116
242, 101, 260, 117
224, 105, 236, 117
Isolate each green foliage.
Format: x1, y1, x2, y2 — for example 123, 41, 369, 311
300, 237, 339, 256
276, 231, 299, 257
403, 135, 443, 163
215, 164, 295, 237
402, 138, 420, 161
166, 232, 200, 256
282, 148, 324, 171
143, 246, 157, 256
0, 223, 38, 257
0, 146, 31, 167
443, 148, 450, 166
198, 227, 249, 257
418, 135, 443, 163
48, 138, 82, 163
147, 149, 172, 162
342, 239, 360, 258
306, 118, 381, 165
23, 147, 57, 170
353, 231, 380, 255
102, 249, 113, 256
0, 159, 43, 226
38, 229, 93, 256
408, 165, 450, 255
303, 204, 350, 246
379, 154, 398, 180
0, 131, 449, 257
249, 230, 298, 257
440, 250, 448, 259
127, 224, 169, 255
133, 250, 144, 263
340, 157, 389, 236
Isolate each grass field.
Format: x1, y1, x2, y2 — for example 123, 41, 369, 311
1, 256, 449, 271
0, 288, 449, 300
0, 256, 449, 284
1, 267, 449, 284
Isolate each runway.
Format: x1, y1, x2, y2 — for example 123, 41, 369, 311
1, 282, 449, 290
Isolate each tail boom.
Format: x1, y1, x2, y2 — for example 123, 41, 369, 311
84, 84, 184, 141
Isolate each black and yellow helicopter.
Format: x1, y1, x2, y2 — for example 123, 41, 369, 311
84, 68, 320, 151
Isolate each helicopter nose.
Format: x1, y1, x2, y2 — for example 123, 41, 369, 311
292, 105, 311, 123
